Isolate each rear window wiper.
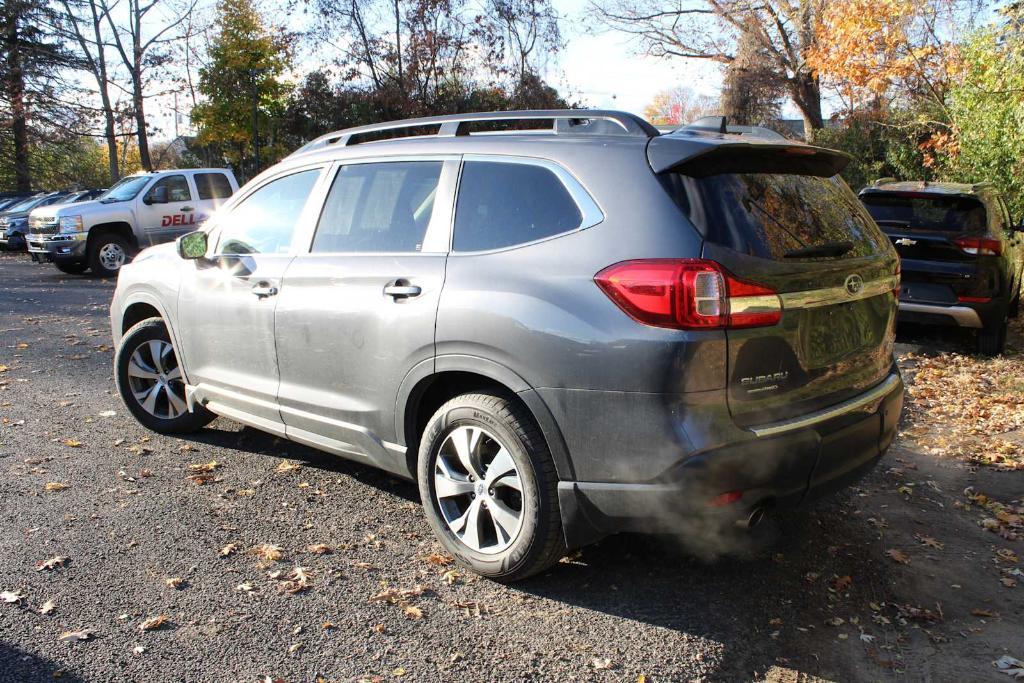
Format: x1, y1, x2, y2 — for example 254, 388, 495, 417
783, 241, 854, 259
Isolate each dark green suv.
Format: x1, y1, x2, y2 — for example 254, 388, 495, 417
860, 181, 1024, 355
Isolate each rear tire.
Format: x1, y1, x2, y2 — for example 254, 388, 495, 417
417, 392, 565, 582
977, 306, 1008, 356
115, 318, 215, 434
54, 261, 88, 275
88, 233, 130, 277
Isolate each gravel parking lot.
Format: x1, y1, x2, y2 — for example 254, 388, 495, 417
1, 252, 1022, 682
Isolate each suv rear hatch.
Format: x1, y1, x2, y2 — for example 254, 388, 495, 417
859, 190, 996, 304
651, 137, 899, 426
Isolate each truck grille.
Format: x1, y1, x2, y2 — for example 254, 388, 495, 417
30, 216, 58, 235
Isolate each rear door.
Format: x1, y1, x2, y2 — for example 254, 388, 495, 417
662, 165, 899, 426
192, 171, 236, 224
274, 157, 457, 476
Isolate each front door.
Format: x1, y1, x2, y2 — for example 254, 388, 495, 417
177, 166, 327, 432
138, 174, 201, 246
274, 158, 457, 474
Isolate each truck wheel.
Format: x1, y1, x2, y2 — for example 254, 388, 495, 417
417, 392, 565, 582
54, 261, 88, 275
977, 306, 1008, 356
89, 233, 130, 277
115, 318, 215, 434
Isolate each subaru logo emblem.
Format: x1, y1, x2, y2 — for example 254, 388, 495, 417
845, 274, 864, 295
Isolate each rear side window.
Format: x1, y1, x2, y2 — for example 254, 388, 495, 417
146, 175, 192, 202
665, 173, 888, 260
453, 161, 583, 251
861, 194, 987, 234
195, 173, 234, 200
313, 161, 442, 253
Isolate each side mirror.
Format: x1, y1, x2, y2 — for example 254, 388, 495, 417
176, 230, 208, 260
145, 186, 169, 205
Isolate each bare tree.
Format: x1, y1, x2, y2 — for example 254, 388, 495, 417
59, 0, 122, 181
589, 0, 826, 139
476, 0, 562, 85
101, 0, 197, 170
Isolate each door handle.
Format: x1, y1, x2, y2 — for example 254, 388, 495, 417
383, 283, 422, 299
251, 282, 278, 298
180, 206, 194, 212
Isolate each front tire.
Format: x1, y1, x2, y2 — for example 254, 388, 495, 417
115, 318, 215, 434
88, 233, 130, 277
417, 392, 565, 582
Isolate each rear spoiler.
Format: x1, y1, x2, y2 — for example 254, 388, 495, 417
648, 134, 852, 178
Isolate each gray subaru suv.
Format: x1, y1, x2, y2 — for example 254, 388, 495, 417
110, 110, 904, 581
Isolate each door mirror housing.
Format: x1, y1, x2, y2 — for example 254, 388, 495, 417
177, 230, 208, 260
145, 185, 169, 205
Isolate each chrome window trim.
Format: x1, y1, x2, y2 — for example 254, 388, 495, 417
780, 275, 898, 310
749, 372, 901, 437
450, 154, 605, 254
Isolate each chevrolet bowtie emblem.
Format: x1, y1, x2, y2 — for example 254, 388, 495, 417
895, 238, 917, 246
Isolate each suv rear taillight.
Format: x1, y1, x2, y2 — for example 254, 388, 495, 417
954, 236, 1002, 256
595, 259, 782, 330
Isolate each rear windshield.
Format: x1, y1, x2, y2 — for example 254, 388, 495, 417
663, 173, 888, 260
860, 194, 987, 233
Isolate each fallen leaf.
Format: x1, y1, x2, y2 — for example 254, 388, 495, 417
307, 544, 332, 554
164, 577, 185, 589
40, 600, 55, 614
220, 542, 239, 557
187, 461, 220, 474
288, 642, 303, 654
64, 439, 82, 448
371, 623, 385, 634
138, 615, 168, 631
425, 553, 453, 566
993, 655, 1024, 679
591, 657, 614, 670
251, 544, 284, 562
1, 590, 25, 603
98, 410, 116, 418
403, 605, 423, 620
277, 566, 313, 594
58, 629, 94, 642
886, 548, 910, 565
16, 342, 29, 349
35, 556, 67, 571
236, 581, 255, 593
44, 482, 70, 492
133, 645, 146, 655
275, 461, 301, 474
831, 575, 853, 591
972, 608, 999, 618
915, 535, 944, 550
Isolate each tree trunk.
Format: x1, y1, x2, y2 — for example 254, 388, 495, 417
90, 0, 119, 182
4, 3, 32, 192
132, 6, 151, 171
790, 71, 824, 142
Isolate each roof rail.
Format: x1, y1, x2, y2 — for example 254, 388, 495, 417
290, 109, 659, 157
873, 177, 898, 187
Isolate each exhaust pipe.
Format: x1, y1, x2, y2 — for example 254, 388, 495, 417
743, 506, 766, 530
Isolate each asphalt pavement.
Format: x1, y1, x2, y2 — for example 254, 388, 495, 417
1, 253, 1020, 682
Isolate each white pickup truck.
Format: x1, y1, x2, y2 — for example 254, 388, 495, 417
27, 168, 239, 277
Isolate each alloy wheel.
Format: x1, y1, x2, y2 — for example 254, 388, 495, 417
433, 425, 524, 554
126, 339, 187, 419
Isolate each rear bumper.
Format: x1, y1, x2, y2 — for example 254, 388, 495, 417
899, 301, 984, 328
556, 370, 904, 548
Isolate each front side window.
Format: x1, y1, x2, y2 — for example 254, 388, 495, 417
312, 161, 442, 253
218, 168, 321, 255
453, 160, 584, 252
146, 175, 192, 203
195, 173, 234, 200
